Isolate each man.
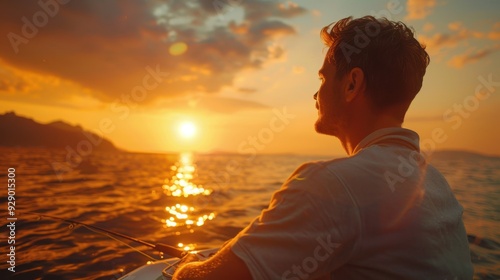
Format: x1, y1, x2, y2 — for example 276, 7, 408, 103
173, 16, 473, 280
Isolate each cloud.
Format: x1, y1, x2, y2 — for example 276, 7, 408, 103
418, 22, 498, 56
417, 21, 500, 68
405, 0, 437, 20
0, 0, 306, 107
422, 23, 435, 32
0, 77, 37, 94
195, 96, 268, 113
156, 95, 268, 114
0, 63, 62, 95
292, 66, 305, 74
488, 30, 500, 40
448, 45, 500, 68
248, 20, 296, 43
418, 22, 471, 53
311, 10, 321, 18
237, 87, 257, 94
245, 1, 307, 22
488, 22, 500, 40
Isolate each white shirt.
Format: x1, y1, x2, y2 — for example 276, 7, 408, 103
229, 127, 473, 280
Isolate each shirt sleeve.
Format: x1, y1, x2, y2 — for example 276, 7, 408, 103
229, 162, 361, 280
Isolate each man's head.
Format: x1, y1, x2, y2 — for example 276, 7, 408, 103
314, 16, 430, 137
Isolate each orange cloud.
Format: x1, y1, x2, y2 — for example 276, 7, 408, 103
155, 95, 268, 114
311, 10, 321, 17
0, 1, 306, 109
237, 87, 257, 94
418, 22, 470, 53
488, 22, 500, 40
448, 45, 500, 68
0, 62, 105, 109
406, 0, 437, 20
422, 23, 435, 32
292, 66, 305, 74
489, 31, 500, 40
419, 21, 499, 56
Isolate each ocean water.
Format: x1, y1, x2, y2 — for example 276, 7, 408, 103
0, 147, 498, 280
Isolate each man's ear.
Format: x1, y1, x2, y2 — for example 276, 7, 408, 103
344, 67, 365, 103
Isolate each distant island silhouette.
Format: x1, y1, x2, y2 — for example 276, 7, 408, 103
1, 111, 496, 159
0, 111, 118, 151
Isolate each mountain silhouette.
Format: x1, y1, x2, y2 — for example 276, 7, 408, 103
0, 111, 118, 151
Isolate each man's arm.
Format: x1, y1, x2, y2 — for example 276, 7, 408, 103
172, 245, 332, 280
172, 245, 253, 280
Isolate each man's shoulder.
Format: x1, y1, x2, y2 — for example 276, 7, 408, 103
283, 157, 358, 193
286, 146, 419, 192
281, 158, 360, 213
291, 157, 352, 178
292, 153, 371, 178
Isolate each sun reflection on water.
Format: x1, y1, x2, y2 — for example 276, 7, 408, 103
162, 153, 216, 229
163, 153, 212, 197
165, 203, 215, 227
177, 242, 196, 251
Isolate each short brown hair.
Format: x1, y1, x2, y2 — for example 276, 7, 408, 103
321, 16, 430, 109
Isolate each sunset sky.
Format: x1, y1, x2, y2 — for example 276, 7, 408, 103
0, 0, 499, 156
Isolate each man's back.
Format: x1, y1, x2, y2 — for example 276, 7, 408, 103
229, 128, 473, 279
325, 128, 473, 279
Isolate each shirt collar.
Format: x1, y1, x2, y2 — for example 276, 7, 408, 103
352, 127, 420, 155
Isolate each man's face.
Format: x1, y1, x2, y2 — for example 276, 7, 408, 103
314, 58, 347, 137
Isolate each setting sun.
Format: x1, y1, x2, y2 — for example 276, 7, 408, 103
178, 121, 197, 139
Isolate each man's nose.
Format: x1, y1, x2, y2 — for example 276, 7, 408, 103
314, 92, 318, 100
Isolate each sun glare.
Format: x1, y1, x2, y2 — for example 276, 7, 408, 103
179, 121, 197, 139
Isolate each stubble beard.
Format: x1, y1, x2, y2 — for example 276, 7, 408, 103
314, 116, 340, 137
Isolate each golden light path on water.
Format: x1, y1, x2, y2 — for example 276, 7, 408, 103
161, 153, 215, 251
163, 153, 211, 198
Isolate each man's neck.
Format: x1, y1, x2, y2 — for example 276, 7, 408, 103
339, 114, 403, 155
